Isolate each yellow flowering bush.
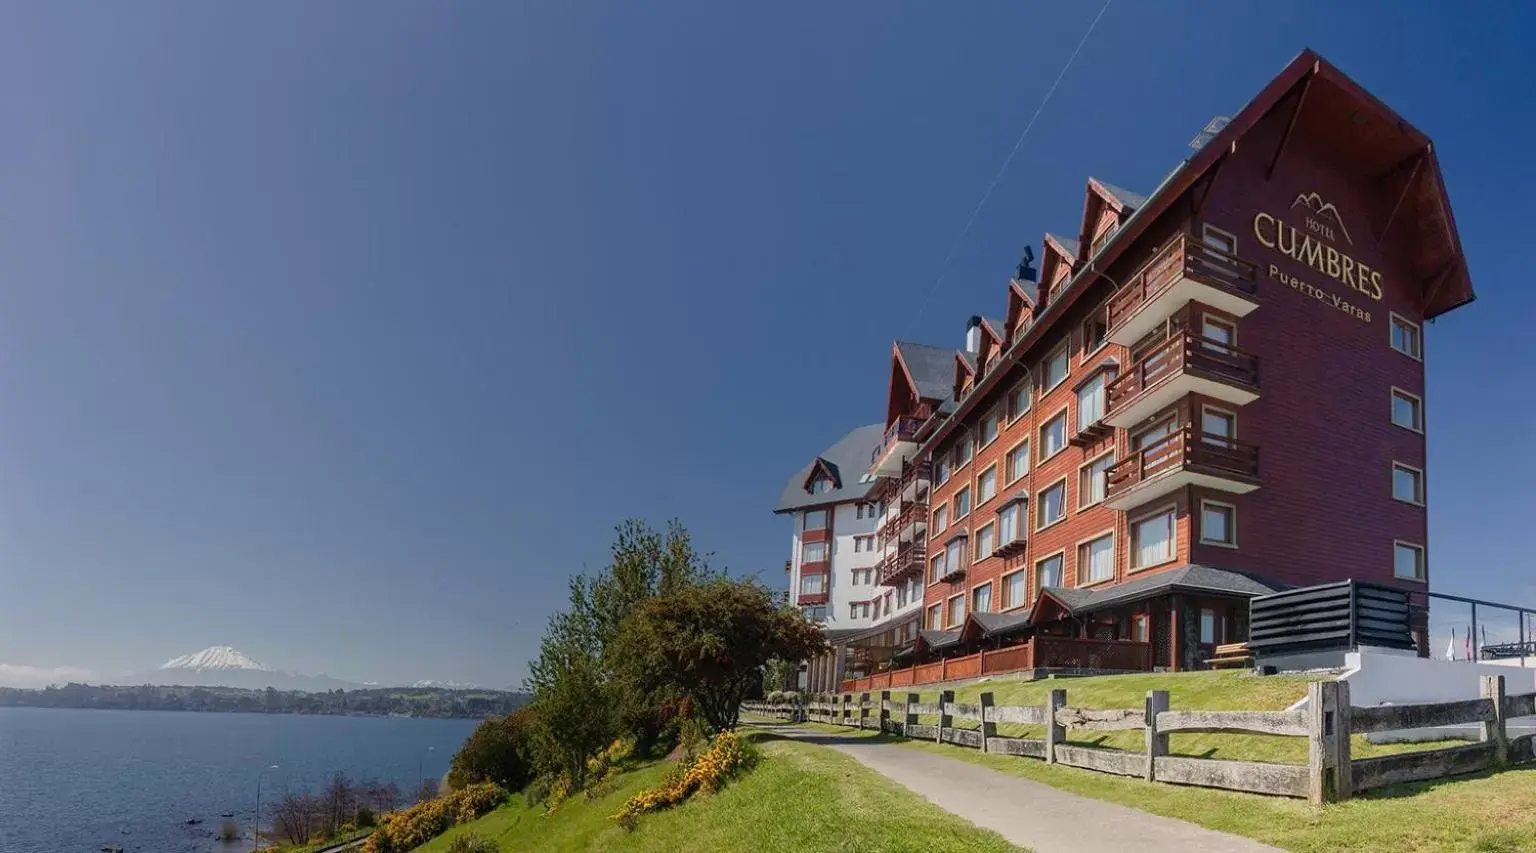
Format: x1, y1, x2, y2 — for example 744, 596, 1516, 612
611, 730, 756, 830
584, 737, 633, 799
362, 782, 507, 853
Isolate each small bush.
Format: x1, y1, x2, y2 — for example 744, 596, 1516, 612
611, 731, 757, 830
360, 782, 506, 853
354, 806, 376, 828
446, 833, 499, 853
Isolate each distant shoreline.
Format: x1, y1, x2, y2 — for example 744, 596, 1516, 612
0, 683, 529, 719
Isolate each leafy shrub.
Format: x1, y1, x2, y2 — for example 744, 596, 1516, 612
354, 806, 376, 828
361, 782, 506, 853
584, 738, 632, 799
610, 731, 757, 830
446, 832, 499, 853
447, 707, 538, 792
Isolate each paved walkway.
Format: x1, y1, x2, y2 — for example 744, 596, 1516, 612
754, 723, 1282, 853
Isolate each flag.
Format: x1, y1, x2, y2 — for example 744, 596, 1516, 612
1465, 627, 1472, 661
1445, 632, 1456, 661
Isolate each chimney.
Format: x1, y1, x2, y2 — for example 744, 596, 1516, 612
965, 315, 983, 355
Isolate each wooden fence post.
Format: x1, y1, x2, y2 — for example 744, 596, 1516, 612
1482, 674, 1508, 766
859, 692, 871, 730
905, 692, 920, 738
1045, 688, 1066, 764
842, 693, 852, 726
980, 691, 997, 754
1144, 689, 1169, 782
1307, 680, 1352, 804
936, 689, 955, 744
879, 690, 891, 733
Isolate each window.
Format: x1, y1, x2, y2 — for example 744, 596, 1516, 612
849, 602, 860, 619
1393, 463, 1425, 505
1036, 553, 1063, 590
801, 541, 827, 563
800, 572, 825, 595
1091, 220, 1119, 256
928, 552, 945, 585
1004, 571, 1027, 609
801, 605, 826, 622
927, 603, 943, 630
945, 537, 968, 576
896, 583, 908, 608
1390, 313, 1422, 360
810, 477, 832, 494
937, 456, 953, 485
998, 501, 1024, 548
978, 465, 998, 504
1199, 223, 1240, 280
1202, 315, 1236, 353
1391, 388, 1423, 432
947, 594, 965, 627
1078, 533, 1114, 585
1078, 453, 1114, 508
1007, 439, 1031, 483
1200, 501, 1236, 547
1082, 310, 1108, 356
932, 503, 949, 535
1130, 507, 1176, 569
975, 522, 996, 561
1009, 381, 1032, 422
1131, 615, 1149, 643
1042, 345, 1070, 391
1202, 406, 1235, 447
872, 597, 882, 619
1077, 373, 1107, 430
1133, 418, 1175, 451
1200, 609, 1218, 645
954, 437, 973, 468
1040, 411, 1068, 460
954, 485, 971, 520
803, 509, 828, 530
1036, 480, 1066, 529
980, 408, 1000, 447
1394, 541, 1426, 580
972, 582, 993, 613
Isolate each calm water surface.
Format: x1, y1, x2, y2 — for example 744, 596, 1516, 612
0, 707, 478, 853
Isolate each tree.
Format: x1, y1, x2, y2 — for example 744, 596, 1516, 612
447, 706, 537, 791
413, 778, 440, 804
530, 647, 613, 784
611, 578, 826, 732
320, 771, 357, 837
271, 790, 322, 845
360, 779, 401, 813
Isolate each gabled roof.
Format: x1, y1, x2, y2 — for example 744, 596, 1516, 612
963, 610, 1032, 641
1090, 179, 1147, 212
980, 316, 1008, 344
894, 341, 958, 402
1031, 565, 1287, 623
1043, 233, 1080, 261
774, 423, 884, 514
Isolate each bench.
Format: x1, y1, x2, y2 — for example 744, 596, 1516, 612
1204, 642, 1253, 669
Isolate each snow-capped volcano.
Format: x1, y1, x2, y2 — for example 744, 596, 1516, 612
160, 646, 272, 672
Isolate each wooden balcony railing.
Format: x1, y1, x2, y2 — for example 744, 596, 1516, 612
879, 544, 926, 586
836, 637, 1154, 692
1107, 332, 1259, 413
871, 416, 924, 466
1106, 234, 1258, 332
1105, 426, 1259, 498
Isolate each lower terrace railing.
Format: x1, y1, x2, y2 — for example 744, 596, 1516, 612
838, 637, 1152, 694
742, 676, 1535, 805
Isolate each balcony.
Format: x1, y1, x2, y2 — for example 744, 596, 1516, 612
898, 458, 933, 502
879, 544, 925, 586
1104, 425, 1259, 510
1107, 234, 1258, 347
870, 417, 923, 477
1104, 332, 1260, 429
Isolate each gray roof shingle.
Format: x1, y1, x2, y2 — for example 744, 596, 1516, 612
896, 341, 957, 401
1039, 565, 1286, 614
773, 423, 884, 514
968, 610, 1032, 638
1095, 180, 1149, 212
1046, 233, 1081, 258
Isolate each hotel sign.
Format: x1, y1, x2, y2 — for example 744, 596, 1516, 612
1253, 193, 1378, 323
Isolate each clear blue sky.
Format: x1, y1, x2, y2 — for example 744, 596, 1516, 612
1, 3, 1533, 688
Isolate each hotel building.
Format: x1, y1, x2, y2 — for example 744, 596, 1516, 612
793, 49, 1475, 685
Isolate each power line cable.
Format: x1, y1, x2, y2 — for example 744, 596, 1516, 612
905, 0, 1114, 335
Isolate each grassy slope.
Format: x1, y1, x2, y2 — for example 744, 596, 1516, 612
887, 670, 1450, 763
413, 735, 1023, 853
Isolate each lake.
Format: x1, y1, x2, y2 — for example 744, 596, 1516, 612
0, 707, 480, 853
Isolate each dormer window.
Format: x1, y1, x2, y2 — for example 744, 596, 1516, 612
810, 477, 832, 495
1091, 220, 1119, 256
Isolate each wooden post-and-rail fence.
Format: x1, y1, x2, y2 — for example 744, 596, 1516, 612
740, 675, 1536, 805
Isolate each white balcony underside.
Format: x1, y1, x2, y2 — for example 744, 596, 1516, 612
1109, 276, 1259, 347
1104, 469, 1260, 511
1104, 373, 1260, 429
871, 439, 917, 477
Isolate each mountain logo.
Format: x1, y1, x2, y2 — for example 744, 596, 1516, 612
1289, 192, 1353, 246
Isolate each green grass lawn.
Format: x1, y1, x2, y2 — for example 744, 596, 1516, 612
875, 670, 1456, 764
411, 733, 1024, 853
770, 719, 1536, 853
